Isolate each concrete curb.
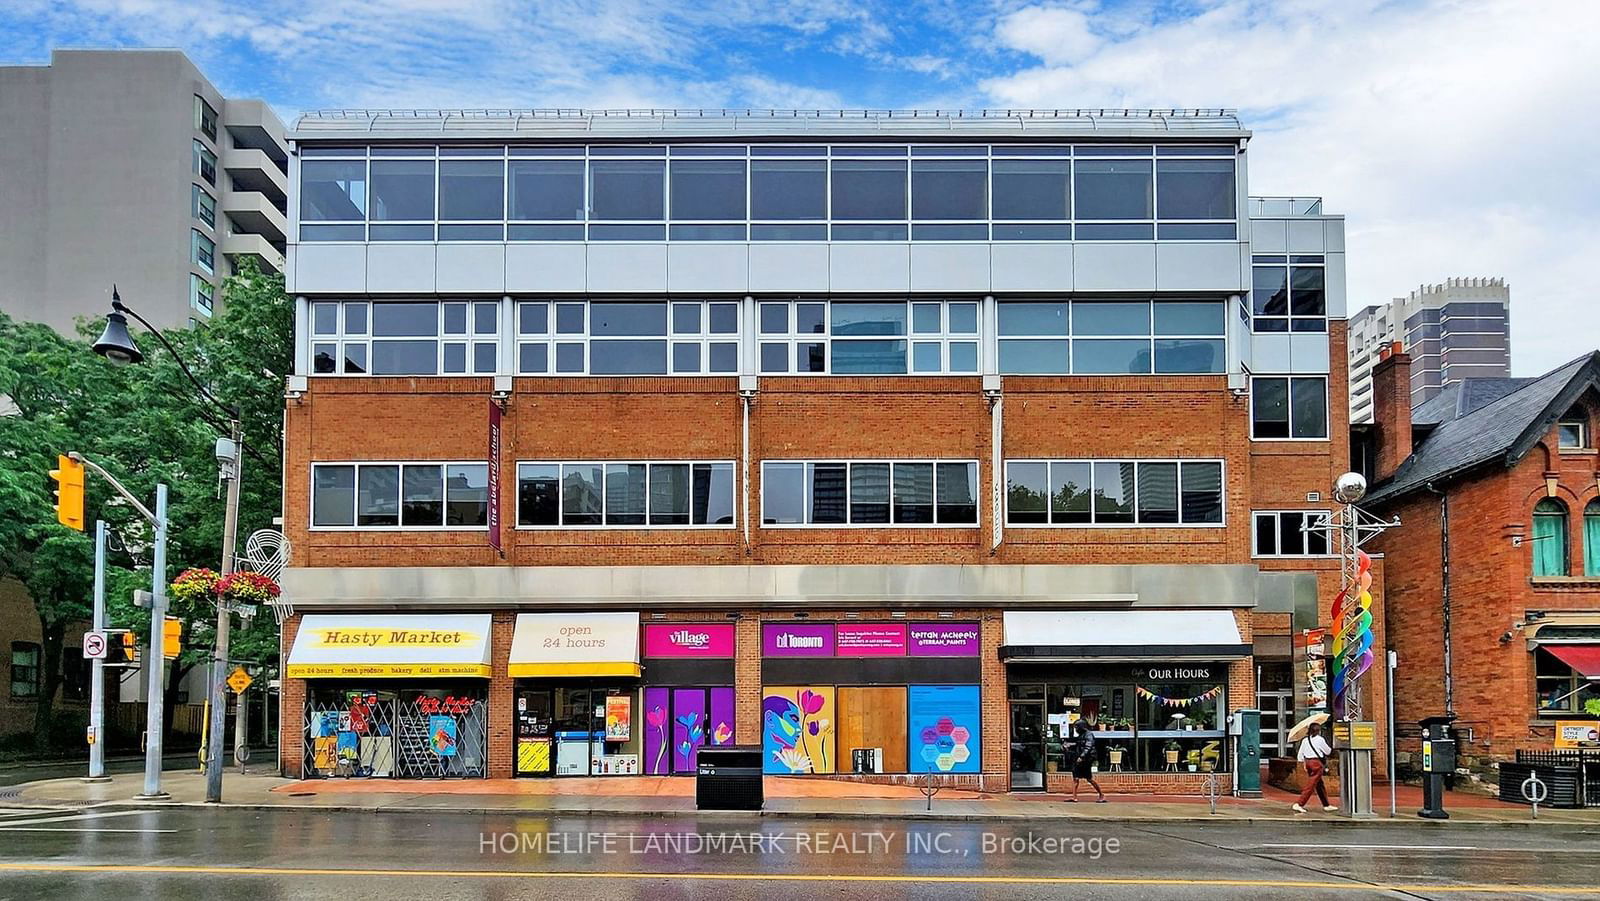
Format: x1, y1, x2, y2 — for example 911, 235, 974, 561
4, 797, 1577, 828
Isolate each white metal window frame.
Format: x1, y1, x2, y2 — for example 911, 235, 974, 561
995, 297, 1228, 375
514, 459, 738, 530
756, 299, 981, 376
1248, 375, 1330, 442
759, 458, 981, 529
192, 139, 217, 186
309, 461, 491, 532
1250, 509, 1334, 558
295, 142, 1240, 245
1558, 417, 1590, 450
191, 229, 215, 274
192, 184, 216, 228
514, 299, 741, 377
309, 299, 499, 376
189, 274, 214, 317
1001, 458, 1227, 529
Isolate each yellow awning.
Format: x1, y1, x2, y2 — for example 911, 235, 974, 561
508, 662, 643, 678
508, 613, 641, 679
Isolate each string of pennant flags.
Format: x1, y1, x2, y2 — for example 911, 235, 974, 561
1135, 685, 1222, 708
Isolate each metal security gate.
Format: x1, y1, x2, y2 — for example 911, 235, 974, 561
303, 688, 488, 779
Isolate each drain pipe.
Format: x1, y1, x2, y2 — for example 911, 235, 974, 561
740, 386, 755, 555
1426, 482, 1454, 714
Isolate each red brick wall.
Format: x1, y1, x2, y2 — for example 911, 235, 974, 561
1376, 407, 1600, 767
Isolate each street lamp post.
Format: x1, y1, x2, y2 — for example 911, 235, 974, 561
94, 286, 243, 804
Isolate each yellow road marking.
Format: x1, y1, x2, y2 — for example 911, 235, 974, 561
2, 862, 1600, 893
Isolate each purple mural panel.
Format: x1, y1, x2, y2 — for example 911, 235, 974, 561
907, 623, 982, 656
762, 623, 835, 657
709, 687, 735, 747
643, 687, 670, 775
672, 688, 707, 774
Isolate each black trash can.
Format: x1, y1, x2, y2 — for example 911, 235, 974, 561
696, 747, 764, 810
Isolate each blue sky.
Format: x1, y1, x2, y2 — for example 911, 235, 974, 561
3, 0, 1596, 373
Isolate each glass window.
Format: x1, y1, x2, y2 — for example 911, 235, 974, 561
1251, 265, 1289, 328
998, 339, 1069, 374
401, 464, 444, 526
590, 160, 664, 220
356, 465, 400, 527
562, 464, 603, 526
373, 302, 438, 337
446, 464, 489, 526
591, 302, 666, 336
370, 159, 435, 220
936, 462, 978, 524
807, 463, 847, 524
750, 160, 826, 220
1050, 461, 1092, 524
1156, 159, 1235, 220
439, 160, 504, 220
1253, 512, 1278, 556
999, 302, 1068, 336
190, 275, 214, 316
1290, 267, 1326, 317
649, 463, 691, 525
312, 465, 355, 527
1074, 301, 1149, 336
194, 95, 217, 141
193, 139, 217, 185
1251, 377, 1290, 439
671, 160, 746, 220
192, 185, 216, 227
191, 230, 214, 274
911, 159, 986, 220
590, 340, 666, 375
1154, 301, 1224, 335
1559, 418, 1589, 449
992, 159, 1069, 220
849, 463, 891, 524
1585, 499, 1600, 578
604, 463, 648, 526
1073, 339, 1151, 374
1094, 462, 1136, 523
694, 463, 735, 525
345, 302, 368, 335
1533, 498, 1569, 577
1180, 462, 1223, 524
831, 340, 906, 374
517, 463, 560, 525
893, 462, 934, 523
1290, 378, 1328, 439
371, 341, 438, 376
763, 462, 805, 524
1074, 159, 1152, 220
830, 159, 907, 220
509, 160, 585, 220
831, 302, 907, 336
9, 642, 40, 699
1007, 462, 1049, 524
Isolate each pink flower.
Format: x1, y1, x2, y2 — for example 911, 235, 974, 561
646, 706, 666, 728
799, 690, 825, 715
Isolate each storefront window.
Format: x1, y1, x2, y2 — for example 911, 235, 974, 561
303, 685, 487, 779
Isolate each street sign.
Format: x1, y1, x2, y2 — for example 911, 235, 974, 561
227, 667, 253, 694
82, 631, 108, 660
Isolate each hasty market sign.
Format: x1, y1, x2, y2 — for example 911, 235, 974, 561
286, 614, 493, 678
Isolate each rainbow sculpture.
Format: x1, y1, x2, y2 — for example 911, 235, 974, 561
1330, 548, 1375, 718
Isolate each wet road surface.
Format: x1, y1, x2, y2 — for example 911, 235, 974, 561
1, 807, 1598, 899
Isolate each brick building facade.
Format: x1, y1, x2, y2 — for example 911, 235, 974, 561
274, 108, 1375, 793
1363, 347, 1600, 773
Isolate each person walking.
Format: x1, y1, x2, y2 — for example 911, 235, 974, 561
1293, 721, 1336, 813
1066, 719, 1106, 803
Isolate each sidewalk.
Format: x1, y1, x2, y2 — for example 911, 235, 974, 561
5, 770, 1591, 825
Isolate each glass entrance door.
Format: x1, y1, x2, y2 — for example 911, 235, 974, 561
1257, 690, 1293, 758
515, 688, 554, 777
1009, 701, 1046, 790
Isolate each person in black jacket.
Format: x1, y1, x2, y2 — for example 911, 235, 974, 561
1066, 719, 1106, 802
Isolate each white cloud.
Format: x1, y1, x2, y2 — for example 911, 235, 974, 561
983, 0, 1600, 374
994, 4, 1102, 64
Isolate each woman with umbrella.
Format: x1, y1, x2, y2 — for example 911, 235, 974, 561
1289, 712, 1336, 813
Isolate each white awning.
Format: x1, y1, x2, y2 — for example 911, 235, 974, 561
509, 612, 641, 678
1000, 610, 1249, 661
286, 614, 492, 678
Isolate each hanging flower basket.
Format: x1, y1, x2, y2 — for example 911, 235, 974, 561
169, 568, 279, 607
217, 571, 281, 606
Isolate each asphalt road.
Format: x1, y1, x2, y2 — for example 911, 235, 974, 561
1, 807, 1597, 899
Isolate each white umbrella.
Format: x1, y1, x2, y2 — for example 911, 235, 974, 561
1287, 712, 1330, 744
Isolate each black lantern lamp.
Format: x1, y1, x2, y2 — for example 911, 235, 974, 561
92, 286, 145, 366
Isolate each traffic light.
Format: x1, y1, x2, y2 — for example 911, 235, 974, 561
49, 454, 85, 531
104, 630, 138, 667
163, 617, 182, 659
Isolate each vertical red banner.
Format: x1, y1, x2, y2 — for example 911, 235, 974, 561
487, 400, 502, 552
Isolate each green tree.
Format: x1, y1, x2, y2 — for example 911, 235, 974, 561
0, 257, 290, 750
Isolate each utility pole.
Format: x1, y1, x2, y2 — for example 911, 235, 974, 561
84, 520, 110, 783
135, 484, 169, 799
204, 420, 243, 803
